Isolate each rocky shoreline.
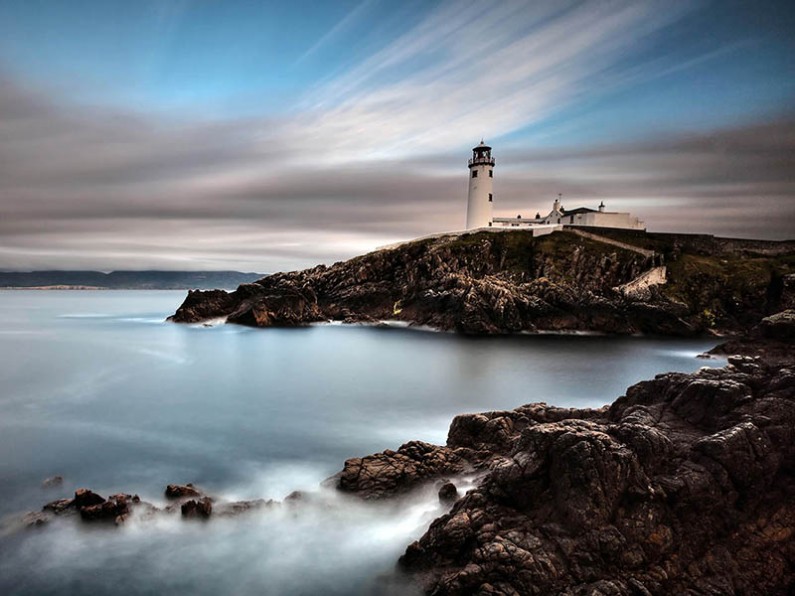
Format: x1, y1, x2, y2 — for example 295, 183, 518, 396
334, 317, 795, 594
168, 229, 795, 336
16, 313, 795, 595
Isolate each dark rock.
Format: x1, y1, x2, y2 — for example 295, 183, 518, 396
437, 482, 458, 504
41, 475, 63, 489
168, 289, 237, 323
759, 309, 795, 341
181, 497, 212, 519
73, 488, 105, 508
374, 356, 795, 594
80, 494, 130, 522
225, 285, 324, 327
43, 498, 74, 514
171, 230, 794, 335
165, 483, 202, 499
335, 441, 470, 500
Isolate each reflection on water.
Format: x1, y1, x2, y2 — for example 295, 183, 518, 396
0, 291, 725, 595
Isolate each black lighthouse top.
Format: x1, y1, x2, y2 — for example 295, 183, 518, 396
468, 140, 495, 168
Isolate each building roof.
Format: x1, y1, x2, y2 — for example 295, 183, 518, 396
561, 207, 596, 216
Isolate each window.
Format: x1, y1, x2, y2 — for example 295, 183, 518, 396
488, 193, 493, 202
471, 170, 478, 178
488, 170, 493, 178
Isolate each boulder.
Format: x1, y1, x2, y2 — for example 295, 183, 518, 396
165, 483, 202, 499
214, 499, 272, 517
73, 488, 105, 508
80, 494, 130, 522
437, 482, 459, 504
181, 497, 212, 519
22, 512, 50, 528
335, 441, 469, 500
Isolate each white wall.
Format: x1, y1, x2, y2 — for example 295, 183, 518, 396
564, 211, 645, 230
465, 163, 493, 229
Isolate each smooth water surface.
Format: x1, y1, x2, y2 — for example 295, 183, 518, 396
0, 291, 725, 595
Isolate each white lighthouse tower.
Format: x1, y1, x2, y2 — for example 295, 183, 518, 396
465, 140, 495, 229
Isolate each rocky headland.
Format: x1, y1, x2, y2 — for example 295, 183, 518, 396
333, 314, 795, 595
169, 229, 795, 336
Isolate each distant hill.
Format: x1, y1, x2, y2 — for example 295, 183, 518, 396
0, 270, 266, 290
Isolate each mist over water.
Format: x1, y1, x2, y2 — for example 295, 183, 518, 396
0, 291, 725, 595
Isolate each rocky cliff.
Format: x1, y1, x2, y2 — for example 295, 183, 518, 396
170, 229, 795, 335
334, 316, 795, 595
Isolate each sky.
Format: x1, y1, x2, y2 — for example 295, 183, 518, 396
0, 0, 793, 272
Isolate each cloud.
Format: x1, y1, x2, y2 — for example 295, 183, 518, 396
0, 0, 792, 272
287, 1, 699, 160
492, 118, 795, 238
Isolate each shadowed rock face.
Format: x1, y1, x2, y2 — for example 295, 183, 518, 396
168, 230, 795, 335
331, 351, 794, 595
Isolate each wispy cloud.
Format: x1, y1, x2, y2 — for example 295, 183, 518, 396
286, 1, 698, 160
0, 0, 792, 272
293, 0, 377, 67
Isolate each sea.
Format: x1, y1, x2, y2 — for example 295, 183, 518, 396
0, 290, 726, 595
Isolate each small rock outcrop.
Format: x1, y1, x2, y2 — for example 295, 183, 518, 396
181, 497, 213, 519
165, 483, 202, 499
80, 494, 131, 522
336, 441, 470, 500
41, 489, 138, 525
73, 488, 105, 508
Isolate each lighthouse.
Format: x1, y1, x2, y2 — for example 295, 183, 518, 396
465, 140, 495, 229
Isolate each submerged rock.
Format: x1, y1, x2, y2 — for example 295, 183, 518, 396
42, 498, 74, 514
41, 476, 63, 489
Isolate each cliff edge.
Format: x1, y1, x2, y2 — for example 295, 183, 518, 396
170, 229, 795, 335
